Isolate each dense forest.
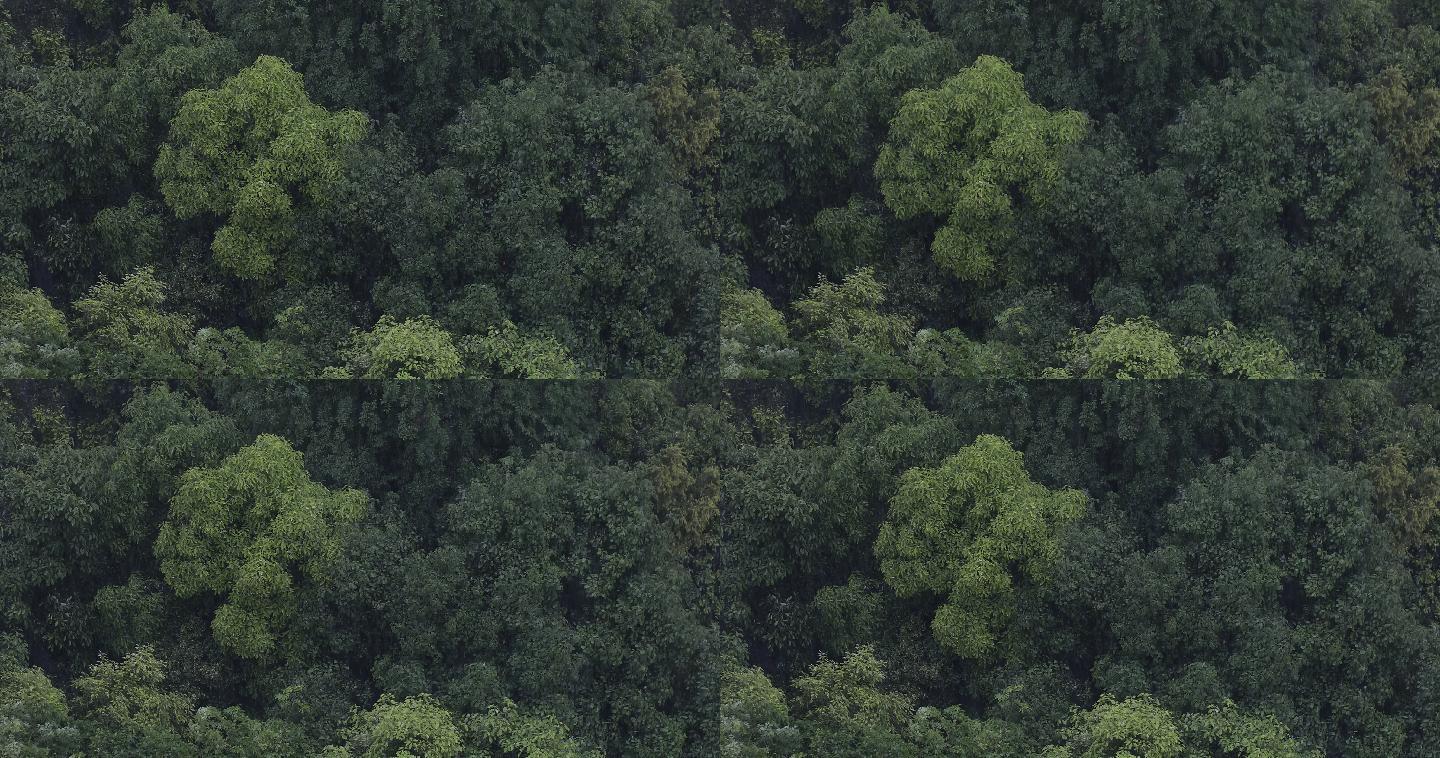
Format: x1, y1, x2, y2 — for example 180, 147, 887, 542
7, 381, 1440, 756
3, 0, 1440, 378
5, 0, 1440, 756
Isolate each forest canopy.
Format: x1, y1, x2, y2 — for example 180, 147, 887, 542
5, 1, 1440, 756
3, 1, 1440, 378
2, 381, 1440, 755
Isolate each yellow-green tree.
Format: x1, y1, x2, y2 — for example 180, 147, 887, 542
0, 285, 75, 378
875, 56, 1087, 280
326, 315, 591, 379
72, 268, 197, 379
469, 699, 600, 758
1042, 694, 1183, 758
329, 694, 462, 758
155, 435, 368, 659
154, 55, 368, 279
875, 435, 1087, 659
459, 321, 595, 379
327, 315, 464, 379
1047, 316, 1304, 379
1043, 695, 1318, 758
1048, 315, 1184, 379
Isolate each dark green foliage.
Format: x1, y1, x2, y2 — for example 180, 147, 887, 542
7, 0, 1440, 755
1, 382, 730, 755
4, 0, 1438, 376
6, 381, 1440, 755
429, 69, 720, 375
